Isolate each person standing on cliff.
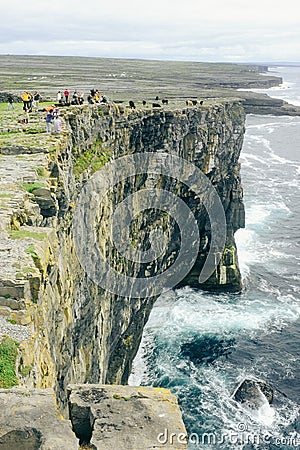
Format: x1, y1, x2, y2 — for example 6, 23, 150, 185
64, 89, 70, 104
21, 91, 31, 111
7, 94, 14, 111
45, 111, 54, 133
33, 91, 41, 110
23, 107, 29, 124
53, 115, 61, 133
57, 91, 62, 104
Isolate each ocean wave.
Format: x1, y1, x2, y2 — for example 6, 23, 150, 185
131, 72, 300, 447
240, 150, 270, 166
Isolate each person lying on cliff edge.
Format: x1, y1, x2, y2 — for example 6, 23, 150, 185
45, 104, 55, 113
18, 107, 29, 124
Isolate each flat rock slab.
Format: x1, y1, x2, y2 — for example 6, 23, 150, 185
68, 384, 187, 449
0, 388, 78, 449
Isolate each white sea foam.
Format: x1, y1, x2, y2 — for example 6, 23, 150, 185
131, 67, 300, 446
139, 286, 300, 341
269, 151, 292, 165
245, 203, 272, 225
128, 344, 147, 386
240, 151, 269, 166
267, 82, 294, 91
244, 398, 275, 426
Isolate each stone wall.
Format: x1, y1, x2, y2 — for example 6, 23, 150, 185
0, 92, 22, 103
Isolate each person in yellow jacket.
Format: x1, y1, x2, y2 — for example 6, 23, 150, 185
21, 91, 32, 111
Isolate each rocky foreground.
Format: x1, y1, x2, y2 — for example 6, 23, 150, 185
0, 385, 187, 449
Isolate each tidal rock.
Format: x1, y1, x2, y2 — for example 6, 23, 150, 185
232, 378, 274, 410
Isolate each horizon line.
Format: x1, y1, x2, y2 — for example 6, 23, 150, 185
0, 53, 299, 66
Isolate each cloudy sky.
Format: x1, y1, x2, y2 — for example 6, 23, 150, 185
1, 0, 299, 62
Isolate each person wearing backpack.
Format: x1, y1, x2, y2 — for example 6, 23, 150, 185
45, 111, 54, 133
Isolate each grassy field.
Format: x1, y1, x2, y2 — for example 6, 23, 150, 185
0, 55, 281, 103
0, 101, 54, 113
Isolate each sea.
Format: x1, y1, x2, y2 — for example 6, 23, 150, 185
129, 66, 300, 449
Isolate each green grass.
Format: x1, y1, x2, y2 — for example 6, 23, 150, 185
112, 393, 131, 401
9, 229, 47, 241
0, 193, 12, 199
19, 365, 32, 378
6, 318, 17, 325
23, 129, 45, 135
21, 182, 46, 193
25, 244, 39, 259
34, 167, 48, 177
0, 336, 19, 388
74, 142, 111, 178
0, 130, 19, 136
16, 267, 38, 280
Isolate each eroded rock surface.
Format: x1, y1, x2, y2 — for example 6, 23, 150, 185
0, 388, 78, 449
68, 384, 187, 449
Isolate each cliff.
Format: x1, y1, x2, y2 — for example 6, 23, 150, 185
238, 91, 300, 115
0, 101, 245, 407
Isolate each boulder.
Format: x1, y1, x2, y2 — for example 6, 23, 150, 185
68, 384, 187, 449
0, 388, 79, 449
32, 188, 57, 217
232, 378, 273, 410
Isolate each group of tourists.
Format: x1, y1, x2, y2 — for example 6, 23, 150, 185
87, 89, 109, 104
56, 89, 84, 106
55, 88, 109, 106
6, 86, 109, 132
21, 91, 42, 112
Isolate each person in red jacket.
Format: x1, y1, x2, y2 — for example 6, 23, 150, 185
64, 89, 70, 104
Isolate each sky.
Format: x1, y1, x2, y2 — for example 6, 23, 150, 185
0, 0, 299, 62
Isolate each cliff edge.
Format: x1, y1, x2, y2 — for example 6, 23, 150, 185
0, 101, 246, 400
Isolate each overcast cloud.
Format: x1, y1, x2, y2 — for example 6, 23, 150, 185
0, 0, 299, 62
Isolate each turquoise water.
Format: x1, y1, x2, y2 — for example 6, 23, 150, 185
130, 67, 300, 449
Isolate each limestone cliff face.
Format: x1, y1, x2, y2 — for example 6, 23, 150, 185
0, 102, 245, 405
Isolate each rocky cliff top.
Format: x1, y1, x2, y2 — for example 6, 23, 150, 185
0, 385, 187, 449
